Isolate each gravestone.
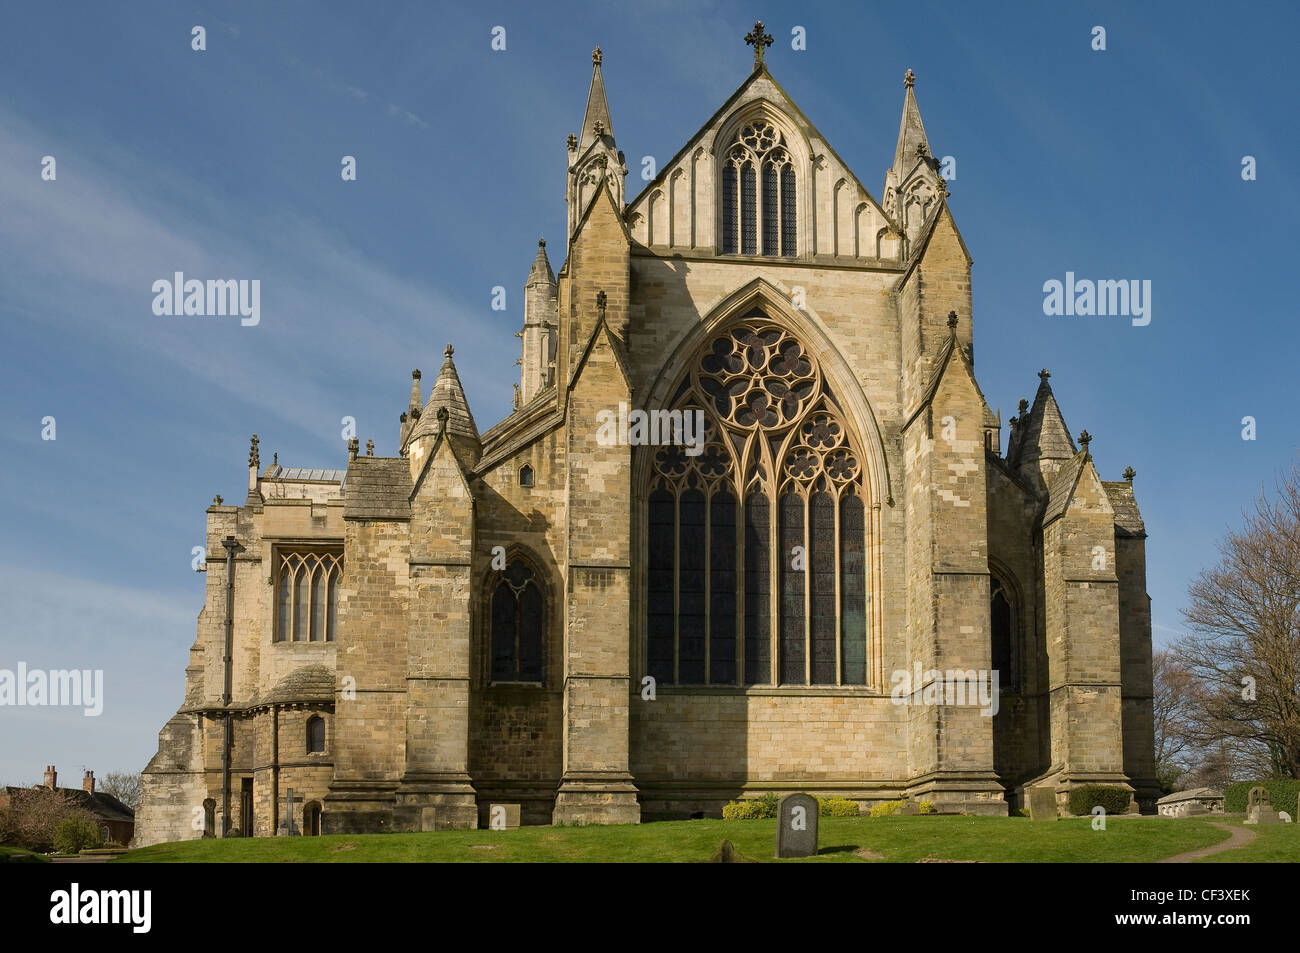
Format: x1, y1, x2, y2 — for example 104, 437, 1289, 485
488, 803, 521, 830
1245, 787, 1281, 825
1279, 811, 1292, 823
775, 793, 819, 858
419, 807, 438, 832
1185, 801, 1208, 816
277, 788, 302, 836
1027, 786, 1057, 821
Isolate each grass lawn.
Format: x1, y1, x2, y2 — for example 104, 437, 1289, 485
0, 845, 49, 863
116, 814, 1244, 863
1194, 817, 1300, 863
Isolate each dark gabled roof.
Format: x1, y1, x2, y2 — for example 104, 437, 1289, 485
343, 456, 412, 520
1010, 372, 1076, 472
1102, 480, 1147, 537
2, 786, 134, 822
1042, 451, 1087, 525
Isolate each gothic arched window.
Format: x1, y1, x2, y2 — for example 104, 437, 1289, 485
490, 561, 544, 683
720, 121, 796, 257
275, 551, 342, 642
646, 311, 868, 686
990, 575, 1018, 693
306, 715, 326, 754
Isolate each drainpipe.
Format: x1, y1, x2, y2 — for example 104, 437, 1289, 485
272, 704, 280, 835
220, 534, 241, 836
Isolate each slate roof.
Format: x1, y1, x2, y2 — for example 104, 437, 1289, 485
343, 456, 412, 520
1102, 480, 1146, 537
1043, 452, 1087, 525
1, 786, 134, 823
268, 467, 347, 483
1157, 787, 1223, 804
259, 665, 335, 706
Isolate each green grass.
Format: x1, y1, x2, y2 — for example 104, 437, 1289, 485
1194, 818, 1300, 863
116, 815, 1241, 863
0, 845, 49, 863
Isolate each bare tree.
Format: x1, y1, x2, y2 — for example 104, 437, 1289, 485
1178, 458, 1300, 780
98, 772, 142, 812
1152, 650, 1196, 788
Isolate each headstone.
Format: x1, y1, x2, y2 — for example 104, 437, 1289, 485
897, 799, 920, 816
711, 839, 753, 863
419, 807, 438, 832
1185, 801, 1208, 816
775, 793, 819, 858
1027, 786, 1057, 821
1279, 811, 1292, 823
277, 787, 302, 836
489, 803, 521, 830
1245, 786, 1281, 825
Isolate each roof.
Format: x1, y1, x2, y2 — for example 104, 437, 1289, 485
1158, 788, 1223, 804
1010, 372, 1075, 472
1102, 480, 1146, 537
579, 52, 615, 153
259, 665, 335, 706
526, 239, 556, 287
1043, 451, 1087, 524
893, 75, 931, 172
343, 456, 412, 520
1, 786, 134, 823
267, 466, 347, 483
409, 348, 480, 448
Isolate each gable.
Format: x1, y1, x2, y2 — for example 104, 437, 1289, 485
625, 68, 901, 262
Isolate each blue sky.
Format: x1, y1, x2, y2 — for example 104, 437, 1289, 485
1, 0, 1296, 785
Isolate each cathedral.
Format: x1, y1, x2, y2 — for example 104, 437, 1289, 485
136, 27, 1159, 844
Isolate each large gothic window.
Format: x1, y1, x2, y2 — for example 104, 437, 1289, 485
646, 311, 869, 686
720, 121, 796, 257
490, 561, 544, 683
275, 551, 342, 642
990, 575, 1018, 693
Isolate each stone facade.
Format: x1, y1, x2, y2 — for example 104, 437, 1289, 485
135, 41, 1159, 846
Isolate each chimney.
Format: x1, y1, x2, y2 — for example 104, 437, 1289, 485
44, 765, 57, 789
83, 770, 95, 794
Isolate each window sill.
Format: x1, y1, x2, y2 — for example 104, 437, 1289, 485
650, 684, 887, 697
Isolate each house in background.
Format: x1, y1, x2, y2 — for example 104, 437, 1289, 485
0, 766, 135, 845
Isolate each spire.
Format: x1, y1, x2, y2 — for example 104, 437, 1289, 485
408, 368, 422, 413
579, 46, 615, 153
893, 68, 932, 173
526, 238, 556, 288
409, 343, 481, 464
1012, 367, 1077, 485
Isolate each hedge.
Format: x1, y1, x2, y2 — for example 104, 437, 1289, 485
1067, 785, 1132, 816
1225, 780, 1300, 816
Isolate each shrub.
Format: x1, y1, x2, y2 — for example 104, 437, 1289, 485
52, 818, 103, 854
918, 800, 935, 815
818, 797, 860, 817
1016, 807, 1031, 817
0, 787, 98, 853
1225, 780, 1300, 816
721, 792, 780, 820
869, 800, 903, 818
1067, 785, 1131, 816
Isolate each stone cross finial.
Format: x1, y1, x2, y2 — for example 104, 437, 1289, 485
1078, 430, 1092, 450
248, 434, 260, 468
596, 290, 607, 315
567, 133, 577, 151
592, 46, 602, 66
947, 311, 958, 330
904, 68, 916, 89
413, 368, 421, 380
593, 119, 605, 137
272, 452, 278, 466
348, 436, 359, 462
1038, 368, 1051, 382
1123, 466, 1136, 483
213, 494, 223, 505
745, 21, 773, 68
445, 343, 454, 358
1018, 398, 1029, 415
365, 439, 374, 456
538, 237, 546, 249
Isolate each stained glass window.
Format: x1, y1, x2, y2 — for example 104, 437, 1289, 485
275, 551, 343, 642
720, 121, 795, 257
490, 561, 545, 682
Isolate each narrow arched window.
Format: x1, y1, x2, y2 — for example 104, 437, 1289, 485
990, 576, 1017, 693
518, 464, 534, 487
720, 121, 796, 258
306, 715, 325, 754
490, 561, 545, 682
